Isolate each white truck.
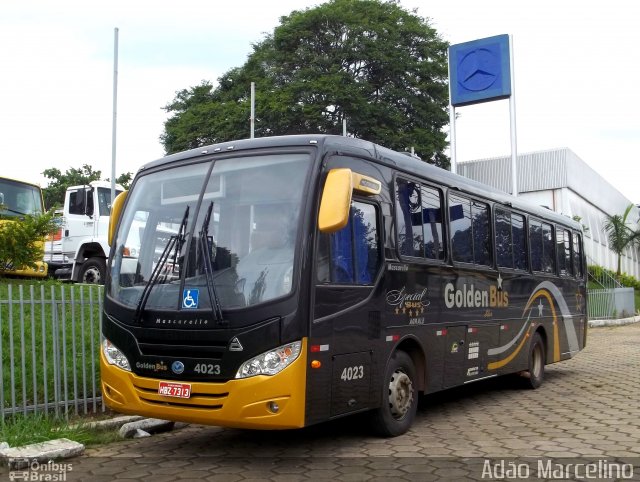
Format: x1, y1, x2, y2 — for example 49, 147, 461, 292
45, 180, 123, 284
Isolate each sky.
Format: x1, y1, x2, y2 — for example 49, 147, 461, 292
1, 0, 638, 203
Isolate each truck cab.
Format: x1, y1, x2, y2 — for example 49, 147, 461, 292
51, 180, 123, 283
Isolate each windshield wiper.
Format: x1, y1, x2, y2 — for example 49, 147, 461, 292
0, 207, 29, 216
199, 201, 224, 323
134, 206, 189, 324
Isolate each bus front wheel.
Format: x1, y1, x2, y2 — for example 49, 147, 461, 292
522, 332, 545, 389
371, 350, 418, 437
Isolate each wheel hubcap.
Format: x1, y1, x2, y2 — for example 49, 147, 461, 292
388, 369, 413, 419
83, 267, 101, 284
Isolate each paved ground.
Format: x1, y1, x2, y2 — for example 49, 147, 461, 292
8, 323, 640, 481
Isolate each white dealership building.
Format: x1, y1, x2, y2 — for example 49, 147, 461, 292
458, 148, 640, 280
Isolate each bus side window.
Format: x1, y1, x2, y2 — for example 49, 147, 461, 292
449, 194, 473, 263
449, 194, 491, 266
573, 232, 583, 278
496, 208, 513, 268
395, 178, 445, 262
530, 219, 555, 274
472, 201, 491, 266
512, 213, 528, 270
396, 179, 423, 257
530, 220, 542, 272
497, 209, 528, 271
542, 222, 556, 274
318, 201, 380, 285
421, 185, 445, 260
558, 228, 573, 276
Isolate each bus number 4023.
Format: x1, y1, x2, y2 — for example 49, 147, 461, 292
341, 365, 364, 381
194, 363, 221, 375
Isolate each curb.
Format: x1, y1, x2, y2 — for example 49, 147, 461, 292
588, 315, 640, 328
118, 418, 176, 438
1, 416, 186, 468
0, 438, 84, 469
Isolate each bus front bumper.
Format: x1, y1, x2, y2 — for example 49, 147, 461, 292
100, 340, 307, 430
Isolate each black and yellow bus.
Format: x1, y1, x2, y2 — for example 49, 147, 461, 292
0, 176, 48, 277
101, 135, 587, 436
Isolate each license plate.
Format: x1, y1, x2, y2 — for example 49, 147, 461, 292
158, 381, 191, 399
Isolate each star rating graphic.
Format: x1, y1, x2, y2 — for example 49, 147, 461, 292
496, 273, 503, 290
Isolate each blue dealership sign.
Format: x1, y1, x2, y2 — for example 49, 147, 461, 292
449, 34, 511, 107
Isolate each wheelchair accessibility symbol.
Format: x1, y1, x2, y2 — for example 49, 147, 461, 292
182, 289, 199, 309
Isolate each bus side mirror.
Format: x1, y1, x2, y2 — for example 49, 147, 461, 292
318, 169, 353, 233
108, 191, 128, 246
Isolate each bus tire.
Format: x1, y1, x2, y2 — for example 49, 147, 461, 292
80, 257, 106, 285
523, 332, 545, 389
371, 350, 418, 437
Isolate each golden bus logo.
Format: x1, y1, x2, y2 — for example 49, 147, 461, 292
444, 281, 509, 309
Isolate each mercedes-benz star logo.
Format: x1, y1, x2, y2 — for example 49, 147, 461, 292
458, 48, 499, 92
171, 361, 185, 375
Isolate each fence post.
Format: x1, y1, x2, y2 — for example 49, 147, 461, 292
41, 284, 48, 413
0, 292, 5, 423
71, 287, 78, 415
51, 285, 60, 418
9, 284, 16, 415
30, 285, 37, 415
61, 285, 69, 420
80, 287, 87, 415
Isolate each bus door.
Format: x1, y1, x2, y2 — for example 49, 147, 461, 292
315, 198, 382, 417
313, 162, 386, 419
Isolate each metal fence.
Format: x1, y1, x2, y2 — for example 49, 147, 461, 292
587, 287, 636, 320
0, 283, 104, 420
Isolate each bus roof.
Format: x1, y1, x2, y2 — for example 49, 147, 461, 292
140, 135, 582, 231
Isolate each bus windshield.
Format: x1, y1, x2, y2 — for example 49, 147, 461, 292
0, 178, 44, 218
108, 152, 311, 315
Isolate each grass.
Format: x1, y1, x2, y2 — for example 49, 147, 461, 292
0, 277, 103, 418
0, 412, 120, 447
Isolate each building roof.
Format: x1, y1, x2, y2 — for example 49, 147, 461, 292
458, 148, 634, 216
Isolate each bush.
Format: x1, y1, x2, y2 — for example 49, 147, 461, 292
588, 264, 640, 289
0, 211, 57, 273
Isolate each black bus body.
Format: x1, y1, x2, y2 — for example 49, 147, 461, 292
101, 135, 587, 436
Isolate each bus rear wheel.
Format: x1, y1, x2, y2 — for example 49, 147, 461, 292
371, 350, 418, 437
522, 332, 545, 389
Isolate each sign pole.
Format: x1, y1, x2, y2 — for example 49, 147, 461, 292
448, 50, 457, 174
250, 82, 255, 139
508, 35, 518, 196
111, 27, 118, 208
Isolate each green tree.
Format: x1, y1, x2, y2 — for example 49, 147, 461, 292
42, 165, 133, 209
603, 204, 640, 277
0, 211, 58, 274
115, 172, 133, 190
161, 0, 450, 168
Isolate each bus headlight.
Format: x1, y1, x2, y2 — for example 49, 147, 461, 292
235, 341, 301, 379
102, 337, 131, 372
